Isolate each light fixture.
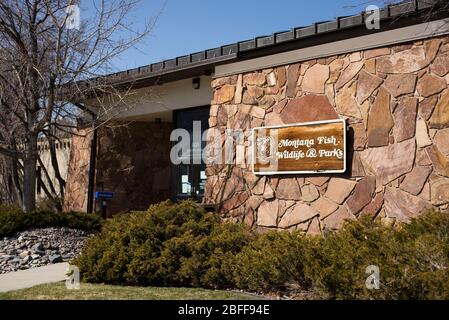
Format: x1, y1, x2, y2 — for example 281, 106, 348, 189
192, 77, 200, 90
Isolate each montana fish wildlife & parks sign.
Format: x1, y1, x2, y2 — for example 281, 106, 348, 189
252, 119, 346, 175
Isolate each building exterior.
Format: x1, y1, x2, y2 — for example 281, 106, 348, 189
64, 1, 449, 233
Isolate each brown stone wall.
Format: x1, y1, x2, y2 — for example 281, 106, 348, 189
94, 122, 173, 215
64, 128, 92, 212
204, 36, 449, 234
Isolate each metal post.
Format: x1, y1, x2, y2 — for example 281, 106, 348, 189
87, 126, 97, 214
101, 200, 107, 219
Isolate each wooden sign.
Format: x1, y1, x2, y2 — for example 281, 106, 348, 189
252, 119, 346, 175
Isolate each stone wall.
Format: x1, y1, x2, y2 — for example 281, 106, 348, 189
64, 128, 92, 212
204, 36, 449, 234
94, 122, 173, 215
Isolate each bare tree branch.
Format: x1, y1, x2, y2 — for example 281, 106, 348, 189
0, 0, 157, 211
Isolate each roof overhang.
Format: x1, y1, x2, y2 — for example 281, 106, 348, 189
81, 0, 449, 90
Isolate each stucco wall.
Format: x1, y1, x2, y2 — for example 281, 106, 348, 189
86, 76, 213, 122
204, 35, 449, 234
36, 138, 71, 201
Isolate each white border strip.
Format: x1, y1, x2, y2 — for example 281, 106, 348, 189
215, 18, 449, 78
252, 119, 347, 176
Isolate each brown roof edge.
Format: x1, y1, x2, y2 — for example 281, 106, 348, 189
84, 0, 449, 89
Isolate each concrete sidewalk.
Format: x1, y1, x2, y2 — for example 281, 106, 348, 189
0, 263, 69, 293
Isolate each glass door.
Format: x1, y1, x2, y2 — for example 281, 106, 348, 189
173, 106, 209, 201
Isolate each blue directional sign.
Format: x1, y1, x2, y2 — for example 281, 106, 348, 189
95, 192, 115, 200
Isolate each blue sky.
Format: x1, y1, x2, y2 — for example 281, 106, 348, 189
83, 0, 391, 71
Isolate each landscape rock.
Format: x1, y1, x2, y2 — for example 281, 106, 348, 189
267, 72, 277, 86
305, 176, 330, 187
276, 178, 301, 200
384, 74, 417, 98
335, 83, 362, 119
307, 218, 322, 235
287, 64, 300, 97
419, 95, 438, 120
252, 176, 266, 195
325, 178, 357, 204
376, 47, 428, 74
273, 100, 288, 114
425, 39, 443, 63
434, 128, 449, 155
361, 192, 384, 216
364, 47, 391, 59
364, 59, 376, 74
430, 54, 449, 76
417, 74, 446, 97
301, 64, 329, 94
217, 106, 228, 126
264, 111, 284, 126
301, 184, 320, 202
263, 183, 276, 200
235, 75, 243, 104
257, 200, 279, 227
211, 76, 237, 88
19, 250, 30, 259
0, 228, 92, 274
278, 200, 295, 218
416, 119, 433, 148
351, 152, 366, 177
400, 166, 432, 195
426, 145, 449, 177
250, 106, 266, 119
392, 97, 418, 142
280, 95, 338, 124
243, 73, 266, 86
31, 243, 43, 252
329, 59, 345, 83
322, 206, 354, 230
346, 176, 376, 215
361, 139, 416, 185
356, 70, 383, 103
214, 85, 235, 104
384, 187, 430, 222
311, 197, 339, 218
336, 62, 364, 89
279, 203, 319, 228
49, 254, 63, 264
351, 123, 367, 150
429, 89, 449, 129
430, 177, 449, 205
417, 148, 432, 166
248, 196, 264, 210
222, 192, 249, 212
367, 87, 393, 147
277, 66, 286, 87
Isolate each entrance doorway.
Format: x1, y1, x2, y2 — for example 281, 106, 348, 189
173, 106, 210, 201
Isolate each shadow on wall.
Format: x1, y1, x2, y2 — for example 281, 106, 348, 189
94, 122, 173, 215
